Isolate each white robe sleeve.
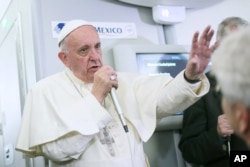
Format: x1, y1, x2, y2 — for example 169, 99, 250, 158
156, 70, 209, 118
41, 133, 94, 161
114, 71, 209, 142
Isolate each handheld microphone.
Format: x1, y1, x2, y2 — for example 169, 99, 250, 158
110, 88, 129, 133
227, 135, 231, 155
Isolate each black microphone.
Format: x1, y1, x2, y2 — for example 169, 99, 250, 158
110, 88, 129, 133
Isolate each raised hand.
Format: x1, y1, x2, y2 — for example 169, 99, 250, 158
185, 25, 218, 80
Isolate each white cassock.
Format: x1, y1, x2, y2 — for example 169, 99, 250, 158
16, 67, 209, 167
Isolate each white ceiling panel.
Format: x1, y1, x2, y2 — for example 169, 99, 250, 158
116, 0, 225, 8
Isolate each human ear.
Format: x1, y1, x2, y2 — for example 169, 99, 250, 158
58, 51, 70, 67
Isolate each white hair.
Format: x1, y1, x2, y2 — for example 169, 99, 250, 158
212, 27, 250, 108
216, 17, 248, 41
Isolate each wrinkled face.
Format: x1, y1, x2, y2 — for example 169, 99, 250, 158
59, 25, 102, 83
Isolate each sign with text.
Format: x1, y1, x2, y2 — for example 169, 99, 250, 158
51, 21, 137, 39
230, 150, 250, 167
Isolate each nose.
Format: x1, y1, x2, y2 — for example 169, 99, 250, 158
89, 48, 101, 60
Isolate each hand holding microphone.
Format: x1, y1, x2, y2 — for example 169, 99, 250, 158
92, 66, 129, 133
217, 114, 232, 155
217, 114, 234, 137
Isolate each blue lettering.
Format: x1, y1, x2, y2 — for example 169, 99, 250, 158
95, 27, 122, 34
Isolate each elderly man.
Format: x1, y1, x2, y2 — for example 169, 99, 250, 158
212, 27, 250, 147
16, 20, 216, 167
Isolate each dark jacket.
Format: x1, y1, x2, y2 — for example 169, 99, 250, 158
178, 72, 248, 167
